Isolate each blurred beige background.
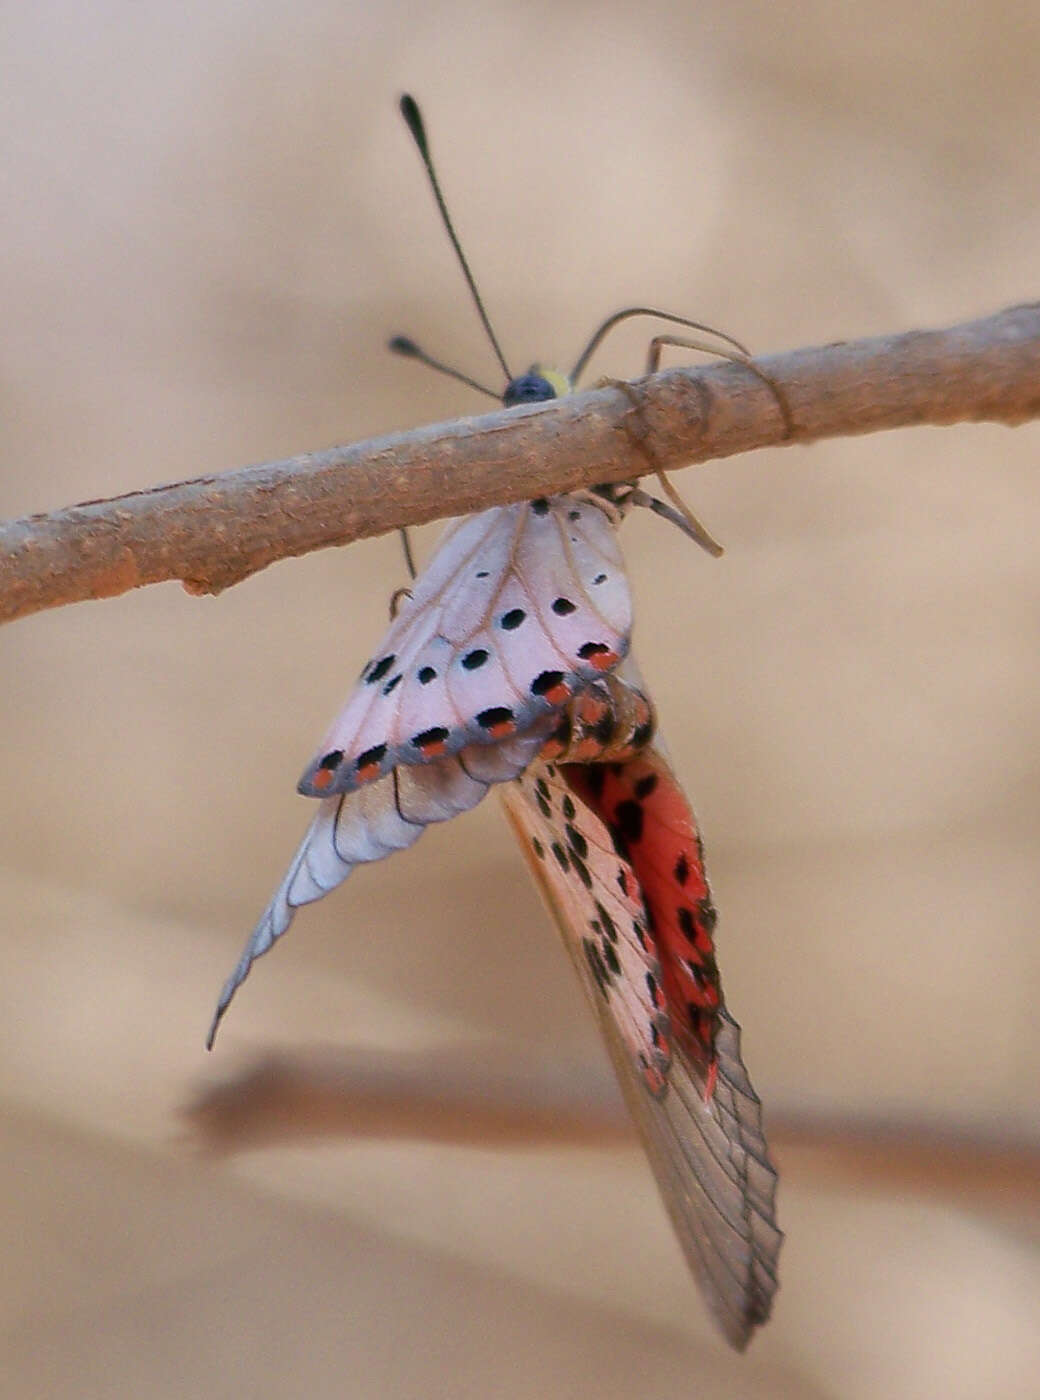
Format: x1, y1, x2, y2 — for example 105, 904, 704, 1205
2, 2, 1039, 1396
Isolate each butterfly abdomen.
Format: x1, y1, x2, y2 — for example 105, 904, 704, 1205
538, 674, 655, 765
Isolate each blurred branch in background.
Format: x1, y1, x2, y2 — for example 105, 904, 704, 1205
2, 301, 1039, 627
187, 1044, 1040, 1226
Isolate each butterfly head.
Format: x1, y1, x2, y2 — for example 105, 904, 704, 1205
502, 367, 571, 408
393, 96, 724, 558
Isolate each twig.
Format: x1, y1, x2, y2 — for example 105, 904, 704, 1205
186, 1044, 1040, 1221
2, 302, 1039, 626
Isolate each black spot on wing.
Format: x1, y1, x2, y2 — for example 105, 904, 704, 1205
476, 705, 515, 731
584, 938, 610, 996
531, 670, 564, 696
551, 714, 572, 749
570, 853, 593, 889
632, 719, 653, 749
565, 824, 588, 860
356, 743, 387, 771
412, 726, 449, 750
609, 825, 630, 861
595, 901, 617, 943
613, 799, 644, 844
585, 768, 608, 800
593, 709, 614, 744
366, 655, 395, 685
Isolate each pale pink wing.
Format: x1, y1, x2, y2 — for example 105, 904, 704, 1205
500, 753, 781, 1350
298, 496, 630, 796
207, 729, 548, 1045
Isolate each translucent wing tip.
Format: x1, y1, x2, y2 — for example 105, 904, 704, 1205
205, 1000, 226, 1051
205, 935, 266, 1049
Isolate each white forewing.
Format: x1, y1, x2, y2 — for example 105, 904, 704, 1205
297, 496, 631, 796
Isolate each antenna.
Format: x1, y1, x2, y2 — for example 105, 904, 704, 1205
399, 94, 512, 382
388, 335, 499, 401
570, 306, 752, 385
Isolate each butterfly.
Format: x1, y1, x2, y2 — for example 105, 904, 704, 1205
207, 94, 782, 1350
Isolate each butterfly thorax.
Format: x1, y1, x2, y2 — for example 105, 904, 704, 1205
501, 365, 638, 519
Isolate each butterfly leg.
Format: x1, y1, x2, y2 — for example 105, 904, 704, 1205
598, 375, 725, 557
644, 334, 794, 440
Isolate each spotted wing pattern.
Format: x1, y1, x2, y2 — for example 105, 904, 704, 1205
298, 495, 630, 797
565, 751, 724, 1070
207, 482, 780, 1346
500, 748, 781, 1350
207, 728, 549, 1047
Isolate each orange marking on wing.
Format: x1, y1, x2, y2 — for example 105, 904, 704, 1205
311, 769, 334, 793
355, 762, 382, 783
589, 649, 619, 672
573, 738, 603, 761
543, 681, 572, 705
486, 719, 516, 739
577, 695, 607, 724
420, 739, 446, 758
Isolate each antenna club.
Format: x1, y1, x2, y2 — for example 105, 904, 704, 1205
399, 94, 429, 157
388, 335, 420, 357
394, 93, 512, 382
